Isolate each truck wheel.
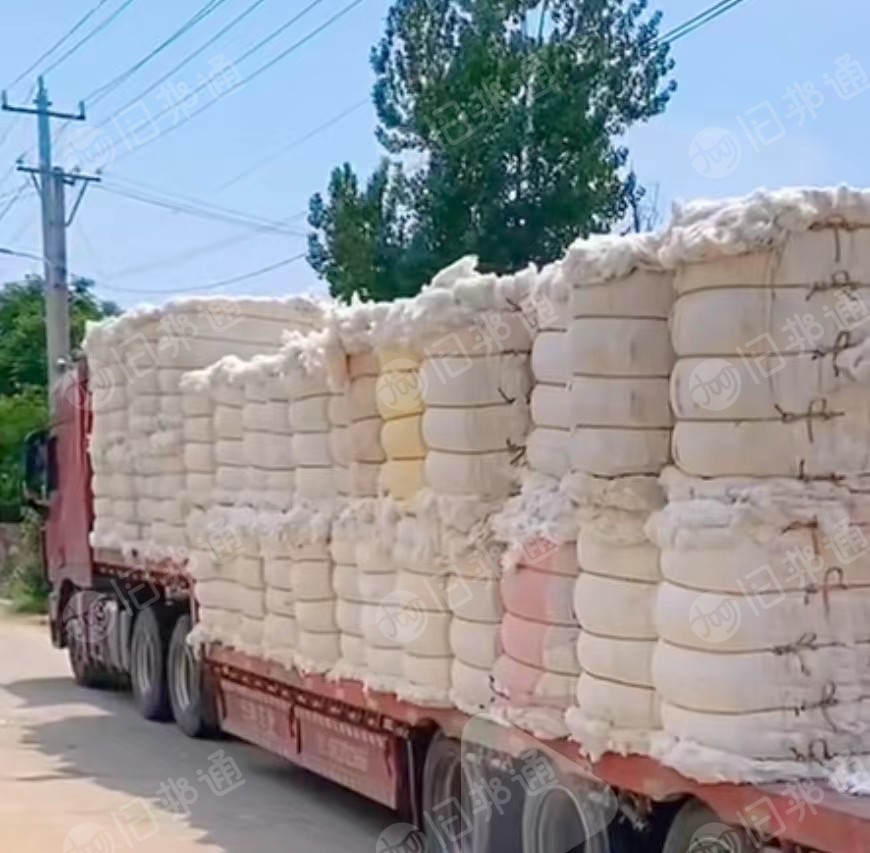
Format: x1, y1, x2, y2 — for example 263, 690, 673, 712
67, 631, 111, 688
130, 606, 173, 721
521, 765, 612, 853
422, 734, 479, 853
662, 800, 753, 853
167, 614, 220, 738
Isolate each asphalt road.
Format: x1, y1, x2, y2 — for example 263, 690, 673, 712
0, 609, 395, 852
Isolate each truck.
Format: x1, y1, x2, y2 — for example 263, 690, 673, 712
23, 355, 870, 853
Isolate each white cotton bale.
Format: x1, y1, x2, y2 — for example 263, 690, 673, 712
263, 614, 298, 650
502, 613, 580, 675
671, 285, 870, 359
336, 598, 364, 636
366, 646, 403, 679
570, 376, 672, 429
569, 318, 672, 377
349, 351, 380, 378
229, 555, 262, 588
195, 580, 238, 610
532, 331, 568, 384
187, 550, 218, 581
295, 600, 338, 633
357, 570, 395, 601
236, 586, 266, 618
184, 443, 215, 473
574, 573, 656, 640
129, 396, 160, 417
421, 354, 531, 407
403, 653, 452, 690
214, 466, 246, 493
349, 376, 379, 422
341, 633, 367, 665
396, 569, 449, 612
294, 467, 335, 500
531, 384, 572, 430
154, 499, 185, 523
450, 618, 501, 668
571, 269, 673, 319
423, 312, 532, 356
656, 582, 870, 652
214, 406, 243, 440
653, 642, 870, 715
290, 539, 330, 561
263, 558, 293, 590
447, 576, 502, 623
158, 368, 185, 394
659, 528, 870, 592
265, 587, 295, 618
290, 561, 334, 601
569, 428, 671, 477
262, 400, 289, 433
672, 416, 870, 479
182, 394, 212, 417
297, 630, 341, 663
526, 428, 570, 478
349, 418, 385, 463
151, 522, 187, 548
330, 540, 357, 571
289, 394, 331, 432
451, 659, 495, 709
426, 450, 517, 498
575, 673, 660, 729
183, 416, 213, 443
329, 391, 349, 425
577, 538, 660, 583
404, 611, 452, 656
215, 440, 245, 468
160, 396, 183, 417
659, 700, 870, 763
187, 472, 215, 502
577, 633, 655, 688
351, 462, 381, 497
423, 405, 528, 453
290, 433, 331, 467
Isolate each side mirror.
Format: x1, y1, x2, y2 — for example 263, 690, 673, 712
21, 429, 50, 513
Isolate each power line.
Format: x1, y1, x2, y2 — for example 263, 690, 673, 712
41, 0, 142, 78
658, 0, 752, 45
215, 97, 369, 191
6, 0, 113, 91
98, 252, 306, 293
92, 0, 276, 129
85, 0, 234, 108
0, 181, 29, 227
112, 0, 364, 163
101, 212, 305, 278
95, 181, 307, 235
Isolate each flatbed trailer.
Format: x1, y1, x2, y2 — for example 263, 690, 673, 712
26, 360, 870, 852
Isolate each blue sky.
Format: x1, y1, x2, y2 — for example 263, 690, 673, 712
0, 0, 867, 307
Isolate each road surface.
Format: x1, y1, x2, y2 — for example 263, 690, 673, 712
0, 609, 395, 852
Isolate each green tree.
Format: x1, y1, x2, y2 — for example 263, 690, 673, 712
0, 277, 118, 510
309, 0, 675, 299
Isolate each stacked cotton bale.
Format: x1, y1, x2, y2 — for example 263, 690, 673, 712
416, 258, 535, 712
83, 297, 323, 559
82, 331, 135, 550
492, 262, 581, 738
285, 333, 341, 672
562, 235, 674, 757
650, 187, 870, 782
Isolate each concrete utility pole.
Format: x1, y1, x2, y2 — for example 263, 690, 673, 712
2, 76, 99, 414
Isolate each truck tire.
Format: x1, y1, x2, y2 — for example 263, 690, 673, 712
521, 767, 612, 853
67, 631, 111, 689
130, 606, 173, 721
422, 734, 478, 853
167, 614, 220, 739
662, 800, 753, 853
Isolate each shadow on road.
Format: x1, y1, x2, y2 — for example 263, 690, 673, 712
4, 675, 395, 853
